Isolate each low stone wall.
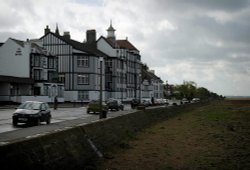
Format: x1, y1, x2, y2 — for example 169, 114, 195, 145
0, 104, 203, 170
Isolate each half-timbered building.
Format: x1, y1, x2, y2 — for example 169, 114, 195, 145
40, 26, 105, 102
97, 23, 142, 101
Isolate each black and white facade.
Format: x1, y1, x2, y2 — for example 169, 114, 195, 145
97, 23, 142, 101
0, 24, 164, 104
40, 26, 105, 102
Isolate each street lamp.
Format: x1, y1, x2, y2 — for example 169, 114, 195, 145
99, 57, 106, 119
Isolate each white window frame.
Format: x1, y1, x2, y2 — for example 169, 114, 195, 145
77, 56, 89, 67
78, 91, 89, 100
77, 74, 89, 85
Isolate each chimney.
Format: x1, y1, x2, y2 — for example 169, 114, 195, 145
86, 29, 96, 48
149, 70, 155, 74
44, 25, 50, 35
63, 32, 71, 39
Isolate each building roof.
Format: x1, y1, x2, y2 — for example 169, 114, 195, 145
97, 36, 139, 52
107, 23, 116, 32
141, 68, 163, 83
0, 75, 34, 84
116, 40, 139, 51
0, 43, 4, 47
10, 38, 25, 47
41, 32, 90, 54
41, 31, 108, 58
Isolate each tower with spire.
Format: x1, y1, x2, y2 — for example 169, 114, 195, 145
107, 20, 116, 42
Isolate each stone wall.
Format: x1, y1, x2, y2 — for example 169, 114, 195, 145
0, 104, 203, 170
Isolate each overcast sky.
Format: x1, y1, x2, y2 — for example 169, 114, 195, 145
1, 0, 250, 96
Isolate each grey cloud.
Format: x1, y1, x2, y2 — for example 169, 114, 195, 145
155, 0, 250, 12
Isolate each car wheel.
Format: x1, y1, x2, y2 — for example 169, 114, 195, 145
46, 117, 51, 124
12, 119, 18, 126
36, 118, 41, 126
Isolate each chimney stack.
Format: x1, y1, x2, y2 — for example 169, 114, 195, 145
44, 25, 50, 35
63, 32, 71, 39
86, 29, 96, 48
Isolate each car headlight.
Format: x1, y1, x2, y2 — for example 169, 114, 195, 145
13, 113, 18, 116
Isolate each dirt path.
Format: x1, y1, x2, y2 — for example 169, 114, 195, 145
95, 100, 250, 170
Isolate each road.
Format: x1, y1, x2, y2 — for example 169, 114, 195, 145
0, 104, 170, 145
0, 105, 132, 134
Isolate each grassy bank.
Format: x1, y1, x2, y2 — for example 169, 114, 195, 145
95, 100, 250, 170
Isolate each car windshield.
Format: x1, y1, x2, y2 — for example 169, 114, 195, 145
18, 102, 41, 110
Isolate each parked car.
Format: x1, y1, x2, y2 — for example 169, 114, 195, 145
131, 99, 140, 109
163, 99, 169, 105
141, 99, 152, 107
191, 98, 200, 103
87, 100, 108, 114
182, 98, 189, 104
106, 99, 124, 111
12, 101, 51, 126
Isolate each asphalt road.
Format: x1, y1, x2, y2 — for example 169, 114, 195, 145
0, 104, 169, 145
0, 105, 134, 134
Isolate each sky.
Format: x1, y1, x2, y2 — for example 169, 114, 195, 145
0, 0, 250, 96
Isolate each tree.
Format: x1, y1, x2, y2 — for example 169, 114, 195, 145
196, 87, 210, 100
174, 81, 197, 100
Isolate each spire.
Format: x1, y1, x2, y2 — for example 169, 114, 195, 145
55, 23, 60, 35
107, 20, 116, 41
107, 20, 116, 32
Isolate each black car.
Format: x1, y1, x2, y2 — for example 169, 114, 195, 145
106, 99, 124, 111
12, 101, 51, 126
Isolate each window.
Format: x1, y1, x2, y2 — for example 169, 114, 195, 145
41, 104, 46, 110
33, 55, 41, 67
59, 74, 65, 83
78, 91, 89, 100
58, 86, 64, 97
48, 58, 54, 69
48, 71, 57, 82
34, 86, 41, 95
77, 56, 89, 67
43, 85, 49, 96
34, 69, 42, 80
77, 74, 89, 84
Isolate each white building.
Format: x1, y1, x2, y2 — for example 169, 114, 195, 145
141, 66, 164, 102
0, 38, 64, 103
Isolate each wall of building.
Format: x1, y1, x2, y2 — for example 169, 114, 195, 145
0, 39, 30, 78
97, 38, 116, 57
9, 95, 64, 103
0, 83, 10, 101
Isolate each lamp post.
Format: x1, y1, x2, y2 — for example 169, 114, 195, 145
139, 73, 141, 103
99, 57, 106, 119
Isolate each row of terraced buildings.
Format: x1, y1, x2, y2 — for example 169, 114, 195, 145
0, 23, 164, 103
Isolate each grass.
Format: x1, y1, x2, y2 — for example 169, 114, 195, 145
94, 100, 250, 170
